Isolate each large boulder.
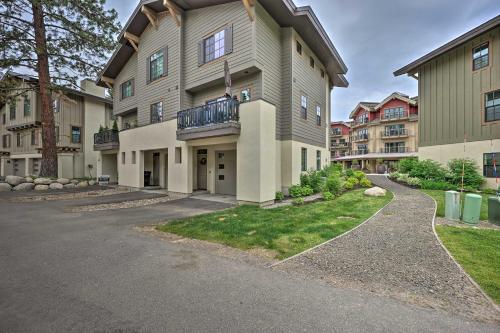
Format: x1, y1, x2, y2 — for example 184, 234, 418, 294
13, 183, 35, 191
77, 181, 89, 187
34, 184, 49, 191
63, 183, 76, 189
24, 177, 34, 183
49, 182, 64, 190
88, 180, 96, 186
71, 179, 79, 185
0, 183, 12, 191
6, 175, 25, 186
34, 177, 53, 185
364, 187, 387, 197
57, 178, 70, 185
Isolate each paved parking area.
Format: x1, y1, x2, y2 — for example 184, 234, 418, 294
0, 189, 499, 332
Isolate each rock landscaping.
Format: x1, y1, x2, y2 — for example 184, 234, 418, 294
0, 175, 98, 193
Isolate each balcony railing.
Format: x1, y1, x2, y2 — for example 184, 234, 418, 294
331, 131, 342, 137
352, 149, 369, 155
93, 129, 119, 151
331, 142, 349, 148
382, 129, 409, 137
380, 147, 410, 154
353, 134, 369, 142
177, 98, 239, 130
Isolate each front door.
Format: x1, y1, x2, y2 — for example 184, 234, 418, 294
197, 149, 207, 190
152, 153, 160, 186
215, 150, 236, 195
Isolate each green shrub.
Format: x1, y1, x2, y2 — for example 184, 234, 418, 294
289, 185, 314, 198
447, 159, 484, 189
389, 172, 400, 179
406, 177, 422, 187
344, 168, 354, 178
112, 119, 119, 131
300, 170, 324, 193
353, 171, 365, 180
398, 158, 418, 173
346, 177, 359, 185
343, 181, 354, 190
409, 159, 447, 181
420, 180, 458, 191
293, 197, 305, 205
482, 188, 498, 195
275, 191, 285, 201
322, 191, 334, 201
397, 173, 410, 183
359, 177, 372, 188
321, 164, 342, 177
325, 175, 343, 196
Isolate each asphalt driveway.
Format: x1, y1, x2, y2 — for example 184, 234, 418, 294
0, 191, 498, 332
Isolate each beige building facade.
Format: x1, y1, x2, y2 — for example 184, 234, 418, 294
0, 73, 112, 179
95, 0, 347, 204
395, 16, 500, 188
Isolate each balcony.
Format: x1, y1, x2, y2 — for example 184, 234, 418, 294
352, 149, 369, 155
177, 98, 241, 141
352, 134, 369, 142
381, 129, 409, 138
331, 131, 343, 137
94, 129, 119, 151
380, 113, 418, 122
331, 142, 349, 149
380, 147, 411, 154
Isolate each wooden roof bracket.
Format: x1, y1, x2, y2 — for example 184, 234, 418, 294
242, 0, 255, 22
101, 76, 115, 89
124, 31, 140, 52
141, 5, 158, 29
163, 0, 182, 27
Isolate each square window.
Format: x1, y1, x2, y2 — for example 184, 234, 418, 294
71, 126, 81, 144
149, 49, 166, 82
121, 79, 134, 99
204, 29, 225, 63
484, 153, 500, 178
485, 90, 500, 122
240, 88, 251, 103
218, 175, 224, 180
473, 43, 489, 71
219, 164, 225, 170
150, 101, 163, 124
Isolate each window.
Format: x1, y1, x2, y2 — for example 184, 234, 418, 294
296, 41, 302, 55
356, 113, 368, 124
473, 43, 489, 71
300, 95, 307, 119
9, 102, 16, 120
484, 153, 499, 178
310, 57, 315, 68
148, 48, 166, 82
316, 150, 321, 171
301, 148, 307, 172
320, 69, 325, 78
2, 134, 10, 148
384, 124, 405, 136
132, 151, 136, 164
357, 144, 368, 154
53, 98, 59, 113
485, 90, 500, 122
240, 88, 251, 103
204, 29, 225, 63
24, 96, 31, 117
383, 107, 405, 119
331, 128, 341, 136
121, 152, 126, 164
71, 126, 81, 144
16, 133, 21, 147
150, 101, 163, 124
384, 142, 406, 153
121, 79, 134, 99
31, 130, 38, 146
356, 128, 368, 140
55, 126, 60, 143
330, 139, 336, 146
175, 147, 182, 164
316, 105, 321, 126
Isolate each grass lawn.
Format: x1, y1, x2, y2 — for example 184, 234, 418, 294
422, 190, 490, 220
157, 189, 393, 259
436, 225, 500, 304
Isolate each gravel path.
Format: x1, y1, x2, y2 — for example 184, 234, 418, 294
274, 175, 499, 324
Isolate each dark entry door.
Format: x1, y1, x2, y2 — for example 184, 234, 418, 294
152, 153, 160, 186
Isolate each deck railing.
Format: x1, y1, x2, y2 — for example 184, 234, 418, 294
177, 98, 240, 130
94, 129, 119, 145
380, 147, 410, 154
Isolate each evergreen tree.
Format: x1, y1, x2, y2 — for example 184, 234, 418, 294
0, 0, 120, 176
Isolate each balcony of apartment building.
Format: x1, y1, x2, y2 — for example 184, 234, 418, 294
379, 146, 413, 154
380, 111, 418, 123
350, 118, 370, 129
330, 141, 350, 149
352, 133, 369, 143
381, 128, 410, 139
176, 98, 240, 141
94, 129, 120, 151
330, 130, 343, 138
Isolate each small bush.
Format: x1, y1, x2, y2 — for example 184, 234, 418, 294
397, 173, 410, 183
300, 170, 324, 193
289, 185, 314, 198
398, 158, 418, 173
293, 197, 305, 205
409, 159, 447, 181
344, 168, 354, 178
406, 177, 422, 187
482, 188, 498, 195
359, 177, 372, 188
343, 181, 354, 190
346, 177, 359, 185
325, 175, 343, 196
447, 159, 484, 189
321, 164, 342, 177
389, 172, 400, 179
420, 180, 458, 191
322, 191, 334, 201
353, 171, 365, 180
275, 191, 285, 201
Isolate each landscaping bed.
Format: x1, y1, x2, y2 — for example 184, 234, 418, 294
156, 189, 393, 260
0, 175, 98, 192
435, 225, 500, 304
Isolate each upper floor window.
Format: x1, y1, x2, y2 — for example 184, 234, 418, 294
300, 95, 307, 119
296, 41, 302, 55
331, 128, 341, 136
485, 90, 500, 122
9, 102, 16, 120
71, 126, 81, 144
383, 107, 405, 119
316, 105, 321, 125
150, 101, 163, 124
23, 96, 31, 117
357, 113, 368, 124
148, 48, 167, 83
53, 98, 60, 113
310, 57, 315, 68
120, 79, 134, 99
198, 26, 233, 66
2, 134, 10, 148
16, 133, 22, 147
473, 43, 489, 71
240, 88, 251, 103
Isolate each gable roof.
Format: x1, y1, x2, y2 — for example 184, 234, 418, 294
349, 93, 417, 119
394, 15, 500, 76
98, 0, 348, 87
349, 102, 377, 118
331, 121, 351, 128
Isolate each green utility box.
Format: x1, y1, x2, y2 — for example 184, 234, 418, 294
445, 191, 461, 221
488, 196, 500, 226
462, 194, 482, 225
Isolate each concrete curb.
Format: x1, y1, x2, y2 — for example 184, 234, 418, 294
270, 185, 395, 268
421, 190, 500, 314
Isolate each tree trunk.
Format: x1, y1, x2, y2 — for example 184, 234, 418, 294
32, 1, 58, 177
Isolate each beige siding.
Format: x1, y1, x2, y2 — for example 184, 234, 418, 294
4, 84, 39, 128
54, 94, 84, 149
418, 26, 500, 146
280, 27, 293, 141
113, 53, 138, 116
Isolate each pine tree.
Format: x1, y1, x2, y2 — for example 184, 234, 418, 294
0, 0, 120, 177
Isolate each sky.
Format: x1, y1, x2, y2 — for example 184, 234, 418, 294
106, 0, 500, 121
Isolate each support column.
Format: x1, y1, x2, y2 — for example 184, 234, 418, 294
24, 158, 30, 176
